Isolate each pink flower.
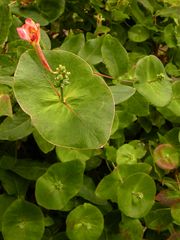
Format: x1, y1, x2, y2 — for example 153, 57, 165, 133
17, 18, 40, 45
17, 18, 52, 72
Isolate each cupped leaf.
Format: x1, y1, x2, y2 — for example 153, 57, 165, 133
101, 35, 129, 78
118, 173, 156, 218
134, 55, 172, 107
14, 50, 114, 149
66, 203, 104, 240
2, 199, 44, 240
35, 160, 84, 210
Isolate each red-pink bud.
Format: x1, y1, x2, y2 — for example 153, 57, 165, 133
17, 18, 40, 45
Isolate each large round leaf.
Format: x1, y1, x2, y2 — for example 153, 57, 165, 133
118, 173, 156, 218
66, 203, 104, 240
134, 55, 172, 107
35, 160, 84, 210
13, 50, 114, 149
2, 199, 44, 240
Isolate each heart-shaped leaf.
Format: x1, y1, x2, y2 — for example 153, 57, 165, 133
13, 50, 114, 149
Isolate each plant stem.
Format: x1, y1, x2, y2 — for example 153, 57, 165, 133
34, 44, 53, 72
60, 86, 64, 103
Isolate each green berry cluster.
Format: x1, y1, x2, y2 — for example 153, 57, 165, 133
53, 64, 71, 88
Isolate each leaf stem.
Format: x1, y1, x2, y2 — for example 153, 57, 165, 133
93, 72, 113, 79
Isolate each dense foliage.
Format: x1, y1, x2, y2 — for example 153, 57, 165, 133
0, 0, 180, 239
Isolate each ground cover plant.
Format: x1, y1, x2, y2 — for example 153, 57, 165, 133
0, 0, 180, 239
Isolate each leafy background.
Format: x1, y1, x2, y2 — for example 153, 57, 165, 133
0, 0, 180, 239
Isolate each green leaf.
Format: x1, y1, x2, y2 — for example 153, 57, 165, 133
117, 110, 137, 129
2, 199, 44, 240
144, 208, 172, 231
37, 0, 65, 22
0, 111, 33, 141
122, 92, 149, 116
109, 84, 136, 105
165, 81, 180, 116
0, 0, 12, 47
164, 24, 177, 48
171, 203, 180, 225
0, 94, 13, 117
79, 36, 104, 65
118, 173, 156, 218
95, 168, 121, 202
0, 55, 16, 76
0, 194, 15, 231
78, 175, 106, 205
56, 146, 96, 162
60, 33, 85, 54
119, 216, 144, 240
33, 129, 54, 154
40, 29, 51, 50
14, 50, 114, 149
66, 203, 104, 240
129, 140, 147, 159
128, 24, 150, 42
134, 55, 172, 107
12, 159, 50, 180
0, 169, 29, 197
137, 0, 154, 13
117, 163, 152, 180
116, 144, 137, 165
156, 6, 180, 20
35, 160, 84, 210
101, 35, 129, 78
10, 5, 49, 26
96, 163, 152, 203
